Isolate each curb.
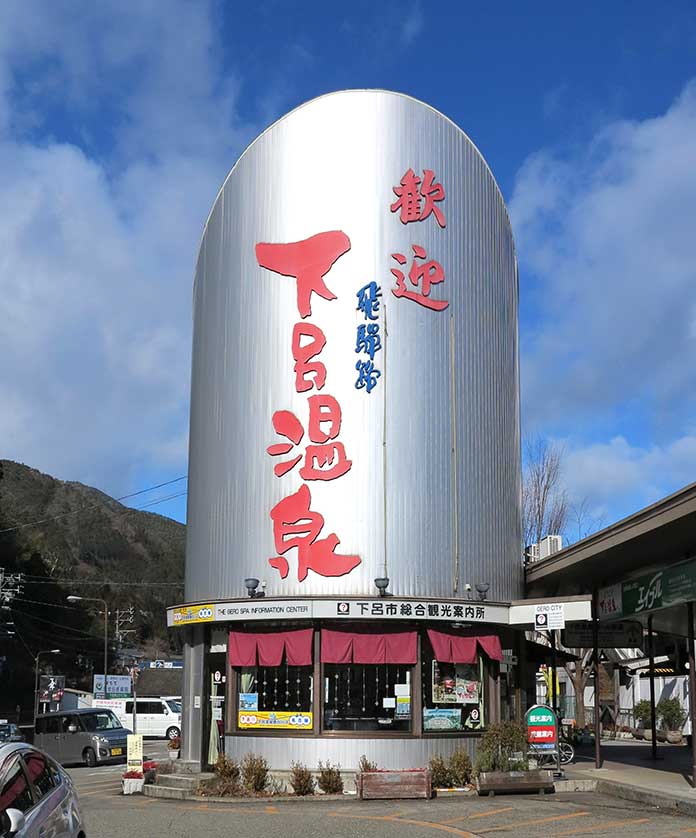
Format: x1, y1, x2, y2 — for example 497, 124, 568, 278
596, 779, 696, 817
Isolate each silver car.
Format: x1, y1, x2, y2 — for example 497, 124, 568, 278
34, 710, 130, 767
0, 742, 85, 837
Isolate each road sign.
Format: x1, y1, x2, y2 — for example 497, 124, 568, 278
534, 603, 565, 631
39, 675, 64, 702
526, 704, 558, 751
563, 620, 643, 649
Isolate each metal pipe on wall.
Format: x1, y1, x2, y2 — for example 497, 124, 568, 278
687, 602, 696, 787
592, 589, 601, 769
648, 615, 657, 760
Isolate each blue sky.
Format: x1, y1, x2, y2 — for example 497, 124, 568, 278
2, 1, 696, 537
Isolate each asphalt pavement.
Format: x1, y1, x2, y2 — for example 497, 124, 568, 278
67, 746, 696, 838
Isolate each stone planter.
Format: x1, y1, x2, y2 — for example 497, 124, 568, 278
656, 729, 667, 743
666, 730, 683, 744
357, 770, 431, 800
122, 777, 145, 795
477, 770, 554, 797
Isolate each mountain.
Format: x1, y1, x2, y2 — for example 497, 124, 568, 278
0, 459, 185, 720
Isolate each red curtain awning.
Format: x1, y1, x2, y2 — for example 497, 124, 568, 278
228, 629, 313, 667
426, 629, 503, 663
321, 630, 417, 664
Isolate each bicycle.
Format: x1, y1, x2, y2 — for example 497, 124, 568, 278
534, 739, 575, 767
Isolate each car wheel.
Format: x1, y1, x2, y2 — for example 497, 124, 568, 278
83, 748, 97, 767
166, 726, 180, 740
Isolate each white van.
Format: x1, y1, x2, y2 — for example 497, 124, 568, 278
94, 697, 181, 740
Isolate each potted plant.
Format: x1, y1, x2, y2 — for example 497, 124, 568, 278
475, 722, 553, 796
657, 698, 686, 744
167, 734, 181, 760
633, 700, 652, 739
122, 770, 145, 795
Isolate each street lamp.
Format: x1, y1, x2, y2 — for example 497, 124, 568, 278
34, 649, 60, 720
67, 595, 108, 693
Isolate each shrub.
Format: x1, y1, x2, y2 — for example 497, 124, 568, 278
657, 698, 686, 731
448, 748, 472, 787
428, 754, 452, 788
290, 762, 316, 796
317, 761, 343, 794
358, 754, 377, 772
634, 700, 653, 728
215, 754, 241, 784
241, 753, 269, 794
167, 735, 181, 751
473, 722, 528, 776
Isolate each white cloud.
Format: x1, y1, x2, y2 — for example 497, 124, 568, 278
0, 1, 256, 493
512, 81, 696, 431
563, 434, 696, 522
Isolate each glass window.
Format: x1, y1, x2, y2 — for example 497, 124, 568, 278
61, 715, 80, 733
80, 711, 121, 731
44, 716, 61, 734
323, 663, 412, 732
237, 662, 313, 732
149, 702, 165, 715
166, 700, 181, 713
22, 752, 55, 801
0, 757, 33, 814
125, 701, 134, 714
422, 644, 486, 732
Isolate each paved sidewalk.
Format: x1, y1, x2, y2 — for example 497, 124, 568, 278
568, 741, 696, 815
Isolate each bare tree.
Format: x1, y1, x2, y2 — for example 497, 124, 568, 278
563, 649, 593, 728
522, 436, 569, 547
567, 498, 606, 545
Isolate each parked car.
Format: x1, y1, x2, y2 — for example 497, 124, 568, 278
93, 696, 180, 740
0, 741, 85, 837
34, 708, 130, 767
0, 723, 24, 743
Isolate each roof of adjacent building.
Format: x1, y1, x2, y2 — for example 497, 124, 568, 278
526, 480, 696, 596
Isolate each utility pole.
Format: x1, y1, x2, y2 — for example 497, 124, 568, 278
114, 606, 135, 667
0, 570, 23, 638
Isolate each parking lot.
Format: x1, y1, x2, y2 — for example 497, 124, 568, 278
68, 751, 696, 838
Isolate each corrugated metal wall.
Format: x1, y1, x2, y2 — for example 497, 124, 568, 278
224, 733, 476, 772
186, 90, 521, 603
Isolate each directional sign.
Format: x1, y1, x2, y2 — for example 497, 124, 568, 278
563, 621, 643, 649
535, 603, 565, 631
526, 704, 558, 751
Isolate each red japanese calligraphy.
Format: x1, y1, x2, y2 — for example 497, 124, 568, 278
292, 323, 327, 392
390, 168, 446, 228
390, 245, 449, 311
268, 485, 361, 581
256, 231, 351, 318
266, 395, 352, 480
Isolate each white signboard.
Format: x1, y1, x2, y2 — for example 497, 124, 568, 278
534, 603, 565, 631
127, 734, 143, 773
93, 674, 132, 699
598, 583, 623, 621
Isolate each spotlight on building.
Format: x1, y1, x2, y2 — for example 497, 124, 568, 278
244, 578, 265, 598
475, 582, 490, 601
374, 577, 390, 597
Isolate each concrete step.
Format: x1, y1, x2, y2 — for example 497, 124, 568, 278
155, 773, 212, 790
144, 784, 193, 800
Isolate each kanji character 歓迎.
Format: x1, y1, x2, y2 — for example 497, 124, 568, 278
256, 230, 351, 318
268, 484, 361, 582
390, 245, 448, 311
292, 323, 326, 392
355, 359, 380, 393
390, 168, 446, 228
355, 323, 381, 360
266, 395, 352, 480
356, 281, 381, 321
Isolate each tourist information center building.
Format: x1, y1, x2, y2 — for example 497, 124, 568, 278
170, 90, 590, 770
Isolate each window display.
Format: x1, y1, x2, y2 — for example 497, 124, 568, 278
323, 663, 412, 731
423, 658, 485, 731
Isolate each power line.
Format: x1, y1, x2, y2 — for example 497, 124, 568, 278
0, 475, 188, 535
21, 578, 183, 587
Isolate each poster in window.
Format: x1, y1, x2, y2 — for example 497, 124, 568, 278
239, 693, 258, 711
432, 662, 480, 704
